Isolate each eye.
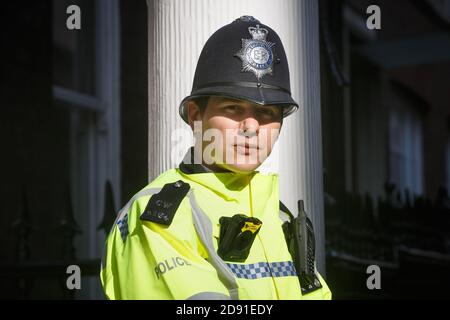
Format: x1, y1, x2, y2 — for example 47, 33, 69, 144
258, 107, 277, 118
223, 105, 241, 113
260, 108, 274, 115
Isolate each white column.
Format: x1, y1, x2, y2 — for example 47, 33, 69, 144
147, 0, 326, 274
279, 0, 327, 275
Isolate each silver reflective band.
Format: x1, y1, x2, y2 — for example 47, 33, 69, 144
114, 188, 162, 225
102, 188, 163, 267
186, 292, 231, 300
111, 188, 162, 244
110, 185, 240, 299
188, 190, 240, 300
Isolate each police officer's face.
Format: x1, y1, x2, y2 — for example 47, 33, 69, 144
188, 96, 282, 173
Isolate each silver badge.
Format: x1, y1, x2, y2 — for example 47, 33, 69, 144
235, 24, 275, 80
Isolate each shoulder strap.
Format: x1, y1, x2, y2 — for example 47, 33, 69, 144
279, 200, 295, 223
140, 180, 190, 226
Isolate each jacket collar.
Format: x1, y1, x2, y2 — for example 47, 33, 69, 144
178, 147, 214, 174
178, 147, 256, 201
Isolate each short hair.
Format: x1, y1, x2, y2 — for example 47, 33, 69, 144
190, 96, 210, 114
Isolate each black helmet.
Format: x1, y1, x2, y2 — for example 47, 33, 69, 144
179, 16, 299, 123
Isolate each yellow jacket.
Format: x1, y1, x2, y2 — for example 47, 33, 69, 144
100, 151, 332, 300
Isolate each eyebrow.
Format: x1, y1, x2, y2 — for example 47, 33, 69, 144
215, 97, 245, 104
214, 97, 279, 110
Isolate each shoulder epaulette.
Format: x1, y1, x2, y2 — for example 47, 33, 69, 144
140, 180, 190, 226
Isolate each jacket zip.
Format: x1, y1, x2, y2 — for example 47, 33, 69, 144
248, 174, 281, 299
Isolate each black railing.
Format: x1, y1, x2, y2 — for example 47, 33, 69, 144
325, 183, 450, 299
0, 181, 117, 299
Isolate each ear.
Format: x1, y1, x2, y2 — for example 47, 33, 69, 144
187, 100, 202, 130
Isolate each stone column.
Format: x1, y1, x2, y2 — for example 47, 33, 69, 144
147, 0, 326, 274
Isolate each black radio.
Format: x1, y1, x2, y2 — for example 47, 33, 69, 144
283, 200, 322, 295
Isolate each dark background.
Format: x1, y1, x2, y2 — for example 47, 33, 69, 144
0, 0, 449, 299
321, 0, 450, 299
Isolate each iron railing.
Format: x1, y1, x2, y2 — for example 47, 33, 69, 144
325, 183, 450, 298
0, 181, 117, 299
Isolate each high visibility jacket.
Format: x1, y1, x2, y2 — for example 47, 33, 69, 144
100, 151, 332, 300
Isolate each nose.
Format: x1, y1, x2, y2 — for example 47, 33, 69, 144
239, 116, 260, 137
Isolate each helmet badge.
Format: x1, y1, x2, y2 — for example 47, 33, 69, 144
235, 24, 276, 80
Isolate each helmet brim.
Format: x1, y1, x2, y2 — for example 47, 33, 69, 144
179, 85, 299, 124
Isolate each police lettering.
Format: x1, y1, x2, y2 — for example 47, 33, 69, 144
154, 256, 191, 279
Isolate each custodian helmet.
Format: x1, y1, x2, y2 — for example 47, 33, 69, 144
179, 16, 299, 124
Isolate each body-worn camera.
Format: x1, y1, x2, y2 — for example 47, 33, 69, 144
217, 214, 262, 262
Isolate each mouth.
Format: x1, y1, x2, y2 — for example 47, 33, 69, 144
233, 143, 259, 155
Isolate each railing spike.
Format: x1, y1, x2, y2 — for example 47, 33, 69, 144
97, 180, 117, 235
12, 185, 33, 262
60, 184, 81, 262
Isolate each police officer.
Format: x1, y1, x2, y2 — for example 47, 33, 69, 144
100, 16, 332, 300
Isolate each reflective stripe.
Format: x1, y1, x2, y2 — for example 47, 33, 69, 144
114, 186, 239, 299
188, 191, 240, 300
115, 188, 162, 223
226, 261, 297, 279
102, 188, 163, 268
112, 186, 239, 299
111, 188, 162, 238
269, 261, 297, 277
186, 292, 230, 300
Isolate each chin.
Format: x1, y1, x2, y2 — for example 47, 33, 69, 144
224, 163, 261, 174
